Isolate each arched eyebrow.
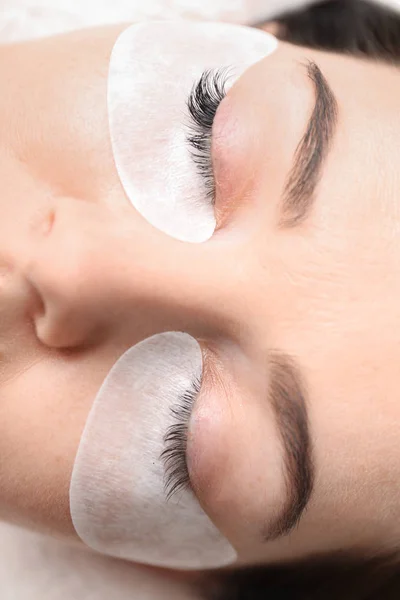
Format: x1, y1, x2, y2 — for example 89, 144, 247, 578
258, 62, 335, 541
262, 351, 315, 542
279, 61, 339, 229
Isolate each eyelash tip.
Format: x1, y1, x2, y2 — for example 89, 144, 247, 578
161, 376, 202, 502
185, 68, 230, 205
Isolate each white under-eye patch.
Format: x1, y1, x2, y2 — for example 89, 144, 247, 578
108, 21, 278, 243
70, 332, 236, 570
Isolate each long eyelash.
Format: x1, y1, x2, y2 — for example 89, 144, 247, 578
161, 376, 202, 501
186, 68, 230, 203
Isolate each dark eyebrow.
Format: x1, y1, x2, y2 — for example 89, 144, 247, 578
262, 351, 315, 542
279, 61, 339, 229
259, 63, 334, 541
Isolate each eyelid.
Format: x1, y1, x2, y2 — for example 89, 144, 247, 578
185, 342, 237, 502
159, 338, 220, 502
210, 84, 254, 230
165, 340, 225, 495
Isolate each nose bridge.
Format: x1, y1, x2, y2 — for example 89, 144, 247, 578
21, 199, 239, 349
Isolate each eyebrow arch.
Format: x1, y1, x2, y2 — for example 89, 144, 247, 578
279, 61, 339, 229
262, 351, 315, 542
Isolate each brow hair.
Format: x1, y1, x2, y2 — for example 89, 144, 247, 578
264, 352, 315, 540
280, 61, 339, 228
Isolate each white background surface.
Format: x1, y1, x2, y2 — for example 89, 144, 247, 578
0, 0, 321, 42
0, 0, 398, 43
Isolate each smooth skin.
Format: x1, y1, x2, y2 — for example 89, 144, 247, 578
0, 23, 399, 572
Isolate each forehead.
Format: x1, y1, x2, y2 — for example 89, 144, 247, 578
231, 41, 400, 373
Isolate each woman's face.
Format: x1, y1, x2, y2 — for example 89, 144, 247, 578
1, 22, 400, 569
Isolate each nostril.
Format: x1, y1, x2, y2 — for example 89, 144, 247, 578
28, 278, 46, 321
0, 258, 46, 345
23, 201, 104, 349
26, 264, 99, 349
34, 301, 82, 349
28, 269, 101, 349
22, 199, 139, 349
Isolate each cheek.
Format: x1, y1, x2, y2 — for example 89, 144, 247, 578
0, 29, 124, 208
0, 354, 95, 538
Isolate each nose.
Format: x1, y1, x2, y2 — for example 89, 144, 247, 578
21, 199, 235, 349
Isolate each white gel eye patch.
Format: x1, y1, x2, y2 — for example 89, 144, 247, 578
70, 332, 236, 570
108, 22, 278, 243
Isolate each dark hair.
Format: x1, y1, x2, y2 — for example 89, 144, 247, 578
273, 0, 400, 63
207, 1, 400, 598
205, 550, 400, 600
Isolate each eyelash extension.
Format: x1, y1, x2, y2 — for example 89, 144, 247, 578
161, 376, 202, 501
186, 68, 231, 204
